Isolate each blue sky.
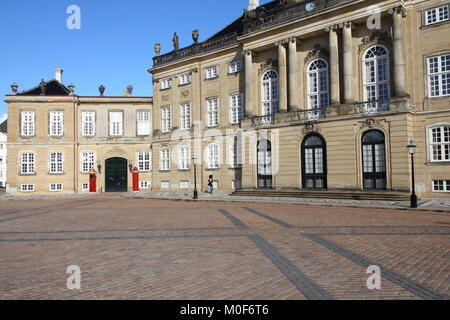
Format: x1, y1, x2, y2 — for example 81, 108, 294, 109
0, 0, 272, 120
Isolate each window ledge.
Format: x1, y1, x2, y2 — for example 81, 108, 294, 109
420, 20, 450, 30
178, 83, 191, 87
48, 172, 65, 175
19, 173, 37, 176
205, 76, 219, 81
206, 168, 220, 171
160, 87, 172, 91
159, 170, 171, 173
178, 169, 191, 172
425, 161, 450, 166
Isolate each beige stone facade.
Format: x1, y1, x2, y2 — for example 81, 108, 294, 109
4, 0, 450, 198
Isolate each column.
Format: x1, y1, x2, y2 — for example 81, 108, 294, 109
276, 40, 288, 112
341, 21, 354, 103
244, 49, 254, 116
288, 37, 300, 110
326, 25, 340, 104
389, 5, 407, 97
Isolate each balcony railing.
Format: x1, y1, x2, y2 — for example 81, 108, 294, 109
297, 108, 327, 122
251, 114, 274, 126
353, 99, 390, 115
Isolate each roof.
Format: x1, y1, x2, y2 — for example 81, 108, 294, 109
16, 79, 70, 96
0, 120, 7, 134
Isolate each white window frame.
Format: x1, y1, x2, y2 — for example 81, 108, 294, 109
230, 93, 243, 124
179, 73, 191, 85
49, 183, 63, 192
261, 70, 279, 116
180, 180, 190, 189
21, 184, 34, 192
432, 180, 450, 192
81, 152, 96, 173
207, 144, 219, 169
82, 112, 96, 137
180, 103, 191, 130
49, 151, 64, 174
207, 98, 219, 127
49, 111, 64, 136
20, 152, 35, 175
206, 66, 218, 79
160, 78, 172, 90
21, 111, 35, 137
161, 106, 171, 133
178, 145, 190, 170
160, 147, 170, 171
137, 111, 151, 136
307, 59, 329, 110
139, 181, 150, 189
82, 183, 89, 191
363, 45, 390, 102
428, 125, 450, 162
109, 111, 123, 136
161, 181, 170, 189
229, 60, 242, 74
229, 137, 242, 168
425, 5, 449, 26
427, 54, 450, 98
137, 150, 151, 172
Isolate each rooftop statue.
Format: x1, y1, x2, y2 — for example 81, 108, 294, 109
173, 32, 179, 51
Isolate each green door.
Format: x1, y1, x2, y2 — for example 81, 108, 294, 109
105, 157, 128, 192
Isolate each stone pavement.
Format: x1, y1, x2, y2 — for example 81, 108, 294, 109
128, 191, 450, 212
0, 194, 448, 300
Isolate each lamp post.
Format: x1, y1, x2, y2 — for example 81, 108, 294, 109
407, 139, 417, 208
192, 155, 198, 199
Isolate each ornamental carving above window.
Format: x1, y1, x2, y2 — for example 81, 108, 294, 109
358, 31, 392, 54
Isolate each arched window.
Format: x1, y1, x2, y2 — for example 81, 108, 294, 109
301, 134, 327, 189
307, 59, 329, 111
257, 140, 272, 188
261, 70, 279, 117
362, 130, 386, 189
363, 45, 390, 102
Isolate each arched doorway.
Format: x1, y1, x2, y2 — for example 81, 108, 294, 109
105, 157, 128, 192
301, 134, 327, 189
257, 140, 272, 189
362, 130, 386, 190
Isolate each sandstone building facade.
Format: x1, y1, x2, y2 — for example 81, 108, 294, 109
4, 0, 450, 198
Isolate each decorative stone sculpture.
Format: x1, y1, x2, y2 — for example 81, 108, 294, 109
68, 84, 75, 95
11, 83, 18, 95
39, 79, 46, 95
192, 29, 199, 44
154, 43, 161, 56
173, 32, 179, 51
127, 85, 133, 96
99, 85, 105, 96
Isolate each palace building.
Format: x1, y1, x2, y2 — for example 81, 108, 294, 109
4, 0, 450, 199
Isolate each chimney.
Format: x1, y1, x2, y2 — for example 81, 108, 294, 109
55, 68, 63, 84
248, 0, 259, 10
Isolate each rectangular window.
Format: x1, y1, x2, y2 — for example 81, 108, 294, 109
82, 183, 89, 191
160, 148, 170, 170
21, 184, 34, 192
230, 94, 243, 124
207, 144, 219, 169
428, 54, 450, 98
160, 78, 172, 90
161, 107, 171, 133
206, 66, 218, 79
207, 98, 219, 127
229, 138, 242, 168
109, 111, 123, 136
178, 146, 190, 170
49, 152, 64, 174
21, 111, 35, 137
139, 181, 150, 189
229, 60, 242, 73
179, 73, 191, 85
180, 181, 190, 189
137, 111, 151, 136
430, 126, 450, 161
425, 5, 449, 25
137, 151, 151, 172
50, 183, 63, 192
21, 152, 35, 174
161, 181, 170, 189
432, 180, 450, 192
82, 112, 95, 136
49, 111, 63, 136
180, 103, 191, 130
81, 152, 95, 173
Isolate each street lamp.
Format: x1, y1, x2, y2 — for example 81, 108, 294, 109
192, 155, 198, 200
407, 138, 417, 208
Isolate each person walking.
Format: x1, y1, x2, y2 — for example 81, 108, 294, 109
208, 175, 214, 194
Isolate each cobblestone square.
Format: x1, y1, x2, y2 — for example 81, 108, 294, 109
0, 194, 448, 300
